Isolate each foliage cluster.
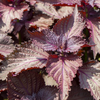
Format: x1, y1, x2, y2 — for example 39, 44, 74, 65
0, 0, 100, 100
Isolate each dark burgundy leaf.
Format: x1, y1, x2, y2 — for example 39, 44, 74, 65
7, 69, 45, 100
36, 86, 59, 100
68, 79, 93, 100
53, 5, 85, 38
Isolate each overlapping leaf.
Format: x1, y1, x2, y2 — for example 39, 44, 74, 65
28, 29, 60, 51
53, 5, 85, 38
57, 6, 74, 18
11, 10, 33, 35
94, 0, 100, 8
21, 86, 59, 100
46, 55, 82, 100
0, 3, 29, 32
63, 36, 85, 53
37, 0, 81, 5
7, 69, 59, 100
36, 86, 59, 100
7, 69, 45, 100
29, 5, 85, 53
86, 0, 100, 8
0, 3, 29, 23
0, 0, 96, 100
35, 2, 74, 19
25, 14, 53, 31
0, 41, 49, 80
79, 2, 100, 58
0, 18, 13, 33
79, 61, 100, 100
87, 20, 100, 58
85, 0, 94, 7
68, 79, 93, 100
35, 2, 61, 19
29, 30, 85, 53
0, 32, 15, 58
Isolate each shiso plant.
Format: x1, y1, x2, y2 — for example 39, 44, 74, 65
0, 0, 100, 100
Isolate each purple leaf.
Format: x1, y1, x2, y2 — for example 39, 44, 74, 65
11, 10, 33, 35
28, 6, 85, 53
35, 2, 60, 19
0, 41, 49, 80
8, 42, 49, 74
37, 0, 81, 5
53, 5, 85, 38
87, 20, 100, 58
35, 2, 74, 19
0, 33, 15, 58
28, 29, 59, 51
46, 54, 82, 99
11, 19, 24, 35
21, 86, 59, 100
68, 79, 93, 100
7, 69, 45, 100
36, 86, 59, 100
29, 29, 85, 53
78, 61, 100, 100
65, 36, 85, 52
0, 3, 29, 32
0, 18, 14, 33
